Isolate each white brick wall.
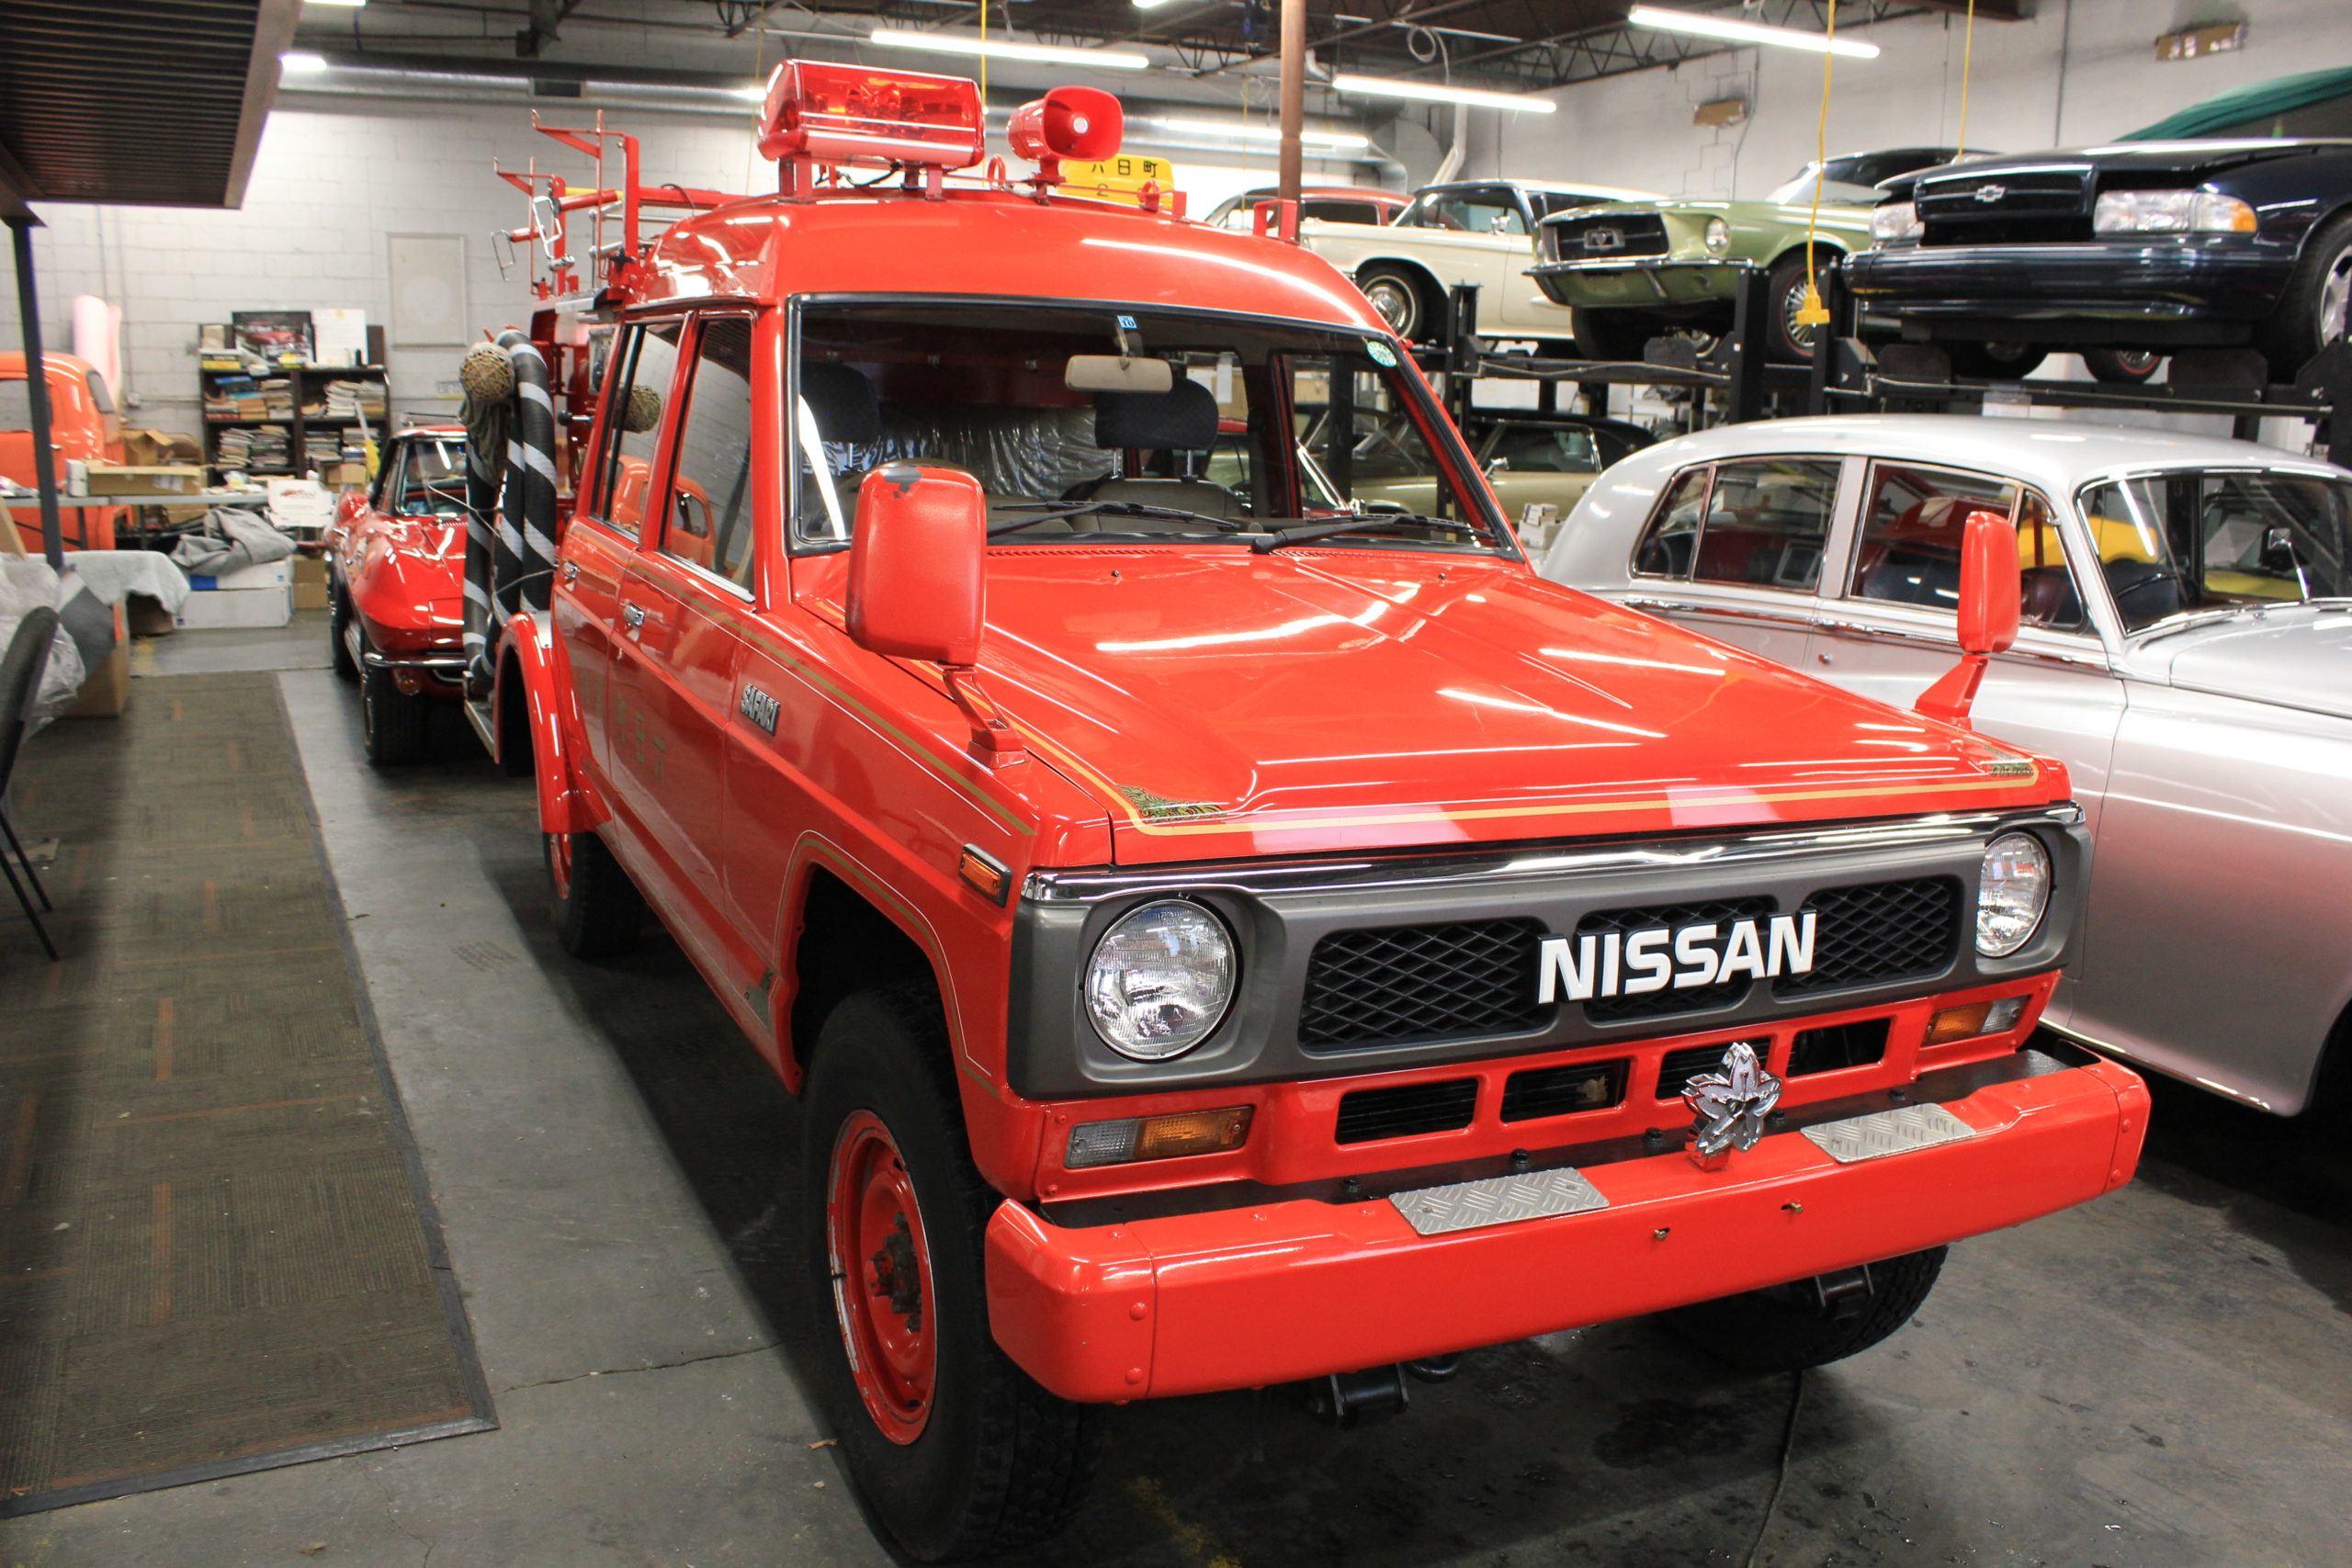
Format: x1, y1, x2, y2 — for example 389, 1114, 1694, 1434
3, 99, 770, 431
1476, 0, 2352, 199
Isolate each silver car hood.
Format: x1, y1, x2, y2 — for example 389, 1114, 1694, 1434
2149, 604, 2352, 720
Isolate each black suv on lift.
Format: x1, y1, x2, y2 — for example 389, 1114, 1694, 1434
1849, 138, 2352, 380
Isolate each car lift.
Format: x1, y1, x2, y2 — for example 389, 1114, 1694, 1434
1424, 261, 2352, 469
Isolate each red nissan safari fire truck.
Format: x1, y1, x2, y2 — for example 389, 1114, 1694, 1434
471, 63, 2147, 1561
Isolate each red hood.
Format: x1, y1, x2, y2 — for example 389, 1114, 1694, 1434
967, 547, 2060, 864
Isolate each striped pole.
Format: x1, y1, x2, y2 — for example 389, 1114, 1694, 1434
496, 329, 560, 619
458, 344, 512, 684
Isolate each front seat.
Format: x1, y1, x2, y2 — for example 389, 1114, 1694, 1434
1066, 379, 1240, 530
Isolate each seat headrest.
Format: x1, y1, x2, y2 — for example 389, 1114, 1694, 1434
798, 362, 881, 446
1093, 378, 1217, 451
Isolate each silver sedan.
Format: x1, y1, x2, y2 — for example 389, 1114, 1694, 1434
1543, 413, 2352, 1115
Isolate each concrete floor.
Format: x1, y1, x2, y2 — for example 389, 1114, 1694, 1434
6, 615, 2350, 1567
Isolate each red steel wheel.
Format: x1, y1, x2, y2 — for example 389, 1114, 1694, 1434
827, 1110, 938, 1444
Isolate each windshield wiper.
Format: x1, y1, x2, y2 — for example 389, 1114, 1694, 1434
1250, 513, 1484, 554
988, 500, 1248, 536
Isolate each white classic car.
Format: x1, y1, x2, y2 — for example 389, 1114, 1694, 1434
1301, 178, 1657, 346
1542, 414, 2352, 1116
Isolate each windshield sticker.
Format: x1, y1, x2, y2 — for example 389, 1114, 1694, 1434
1366, 340, 1398, 368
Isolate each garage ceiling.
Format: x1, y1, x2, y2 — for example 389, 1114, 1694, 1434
0, 0, 301, 212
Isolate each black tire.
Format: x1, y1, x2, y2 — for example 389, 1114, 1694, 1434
1355, 265, 1433, 344
2082, 347, 2165, 385
328, 581, 358, 682
1945, 340, 2049, 379
802, 986, 1098, 1562
1763, 250, 1836, 365
360, 660, 429, 766
1653, 1247, 1947, 1375
1572, 307, 1662, 363
545, 829, 643, 960
2257, 210, 2352, 378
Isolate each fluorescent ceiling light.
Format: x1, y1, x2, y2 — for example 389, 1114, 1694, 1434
306, 0, 367, 8
1154, 118, 1373, 150
1133, 0, 1182, 8
868, 28, 1150, 70
1627, 6, 1882, 59
1330, 74, 1557, 113
279, 51, 331, 73
732, 84, 768, 102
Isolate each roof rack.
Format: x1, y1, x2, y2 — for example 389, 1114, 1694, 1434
494, 111, 741, 304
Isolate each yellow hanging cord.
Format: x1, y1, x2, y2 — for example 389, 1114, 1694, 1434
1955, 0, 1977, 157
1794, 0, 1838, 326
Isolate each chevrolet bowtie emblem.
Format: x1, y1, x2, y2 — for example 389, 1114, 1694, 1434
1973, 183, 2007, 204
1681, 1041, 1783, 1168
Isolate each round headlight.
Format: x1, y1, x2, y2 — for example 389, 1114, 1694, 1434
1703, 216, 1732, 255
1976, 832, 2051, 957
1084, 899, 1237, 1060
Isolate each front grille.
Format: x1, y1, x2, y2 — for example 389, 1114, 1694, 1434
1545, 211, 1669, 261
1336, 1078, 1478, 1144
1917, 166, 2091, 245
1657, 1042, 1745, 1100
1788, 1018, 1891, 1077
1774, 877, 1961, 998
1577, 897, 1775, 1024
1500, 1060, 1626, 1122
1298, 918, 1550, 1049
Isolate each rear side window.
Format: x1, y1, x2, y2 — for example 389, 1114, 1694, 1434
591, 321, 684, 538
1632, 457, 1839, 591
1850, 462, 2017, 612
659, 317, 757, 591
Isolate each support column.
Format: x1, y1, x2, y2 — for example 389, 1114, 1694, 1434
6, 216, 64, 570
1277, 0, 1306, 209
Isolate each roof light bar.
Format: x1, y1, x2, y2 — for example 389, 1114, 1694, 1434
1329, 74, 1558, 113
1626, 6, 1882, 59
869, 28, 1150, 71
1153, 118, 1373, 151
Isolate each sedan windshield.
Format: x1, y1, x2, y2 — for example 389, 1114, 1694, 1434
792, 301, 1506, 555
2077, 469, 2352, 630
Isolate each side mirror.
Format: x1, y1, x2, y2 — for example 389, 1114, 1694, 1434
847, 464, 984, 666
2261, 524, 2300, 574
846, 464, 1027, 765
1917, 507, 2019, 728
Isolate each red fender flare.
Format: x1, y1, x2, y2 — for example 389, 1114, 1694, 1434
501, 611, 603, 837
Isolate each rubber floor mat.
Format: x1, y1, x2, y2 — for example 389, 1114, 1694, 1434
0, 672, 492, 1515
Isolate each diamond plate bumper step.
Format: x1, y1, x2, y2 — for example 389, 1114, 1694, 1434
1800, 1102, 1978, 1164
1388, 1166, 1611, 1236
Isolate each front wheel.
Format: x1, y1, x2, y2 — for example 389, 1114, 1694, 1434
2257, 211, 2352, 378
1356, 265, 1431, 344
360, 660, 428, 766
328, 581, 358, 682
1653, 1247, 1947, 1374
2082, 346, 2165, 384
802, 986, 1098, 1561
1764, 251, 1835, 364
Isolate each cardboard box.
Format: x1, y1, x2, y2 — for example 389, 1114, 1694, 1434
322, 462, 369, 488
120, 429, 204, 468
292, 554, 328, 585
61, 630, 130, 718
186, 558, 292, 592
83, 465, 208, 497
175, 584, 291, 630
126, 592, 176, 637
292, 581, 330, 611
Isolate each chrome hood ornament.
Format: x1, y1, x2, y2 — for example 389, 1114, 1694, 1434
1681, 1041, 1783, 1167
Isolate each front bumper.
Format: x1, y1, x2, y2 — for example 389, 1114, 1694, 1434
1532, 256, 1746, 310
1847, 238, 2295, 342
986, 1042, 2145, 1402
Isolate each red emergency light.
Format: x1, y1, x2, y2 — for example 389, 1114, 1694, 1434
1008, 86, 1123, 186
758, 60, 986, 173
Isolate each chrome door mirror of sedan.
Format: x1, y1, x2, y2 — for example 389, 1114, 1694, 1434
1915, 507, 2021, 729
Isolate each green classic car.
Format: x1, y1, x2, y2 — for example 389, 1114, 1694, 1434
1531, 148, 1969, 363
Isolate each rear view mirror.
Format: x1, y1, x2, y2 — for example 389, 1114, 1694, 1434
848, 464, 985, 666
846, 464, 1028, 765
1917, 507, 2020, 728
1065, 355, 1174, 394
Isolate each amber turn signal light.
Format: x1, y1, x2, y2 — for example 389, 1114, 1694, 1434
1065, 1107, 1253, 1170
957, 844, 1011, 905
1925, 995, 2029, 1046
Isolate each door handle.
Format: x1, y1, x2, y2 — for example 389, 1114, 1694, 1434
561, 558, 580, 586
620, 601, 646, 635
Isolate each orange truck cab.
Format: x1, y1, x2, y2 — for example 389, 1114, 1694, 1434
481, 63, 2147, 1562
324, 424, 469, 764
1, 351, 126, 552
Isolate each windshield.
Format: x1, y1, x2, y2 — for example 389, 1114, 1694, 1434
2077, 469, 2352, 631
792, 301, 1505, 553
390, 437, 468, 518
1768, 150, 1959, 207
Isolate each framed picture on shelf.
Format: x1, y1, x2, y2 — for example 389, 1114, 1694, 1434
232, 310, 315, 365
